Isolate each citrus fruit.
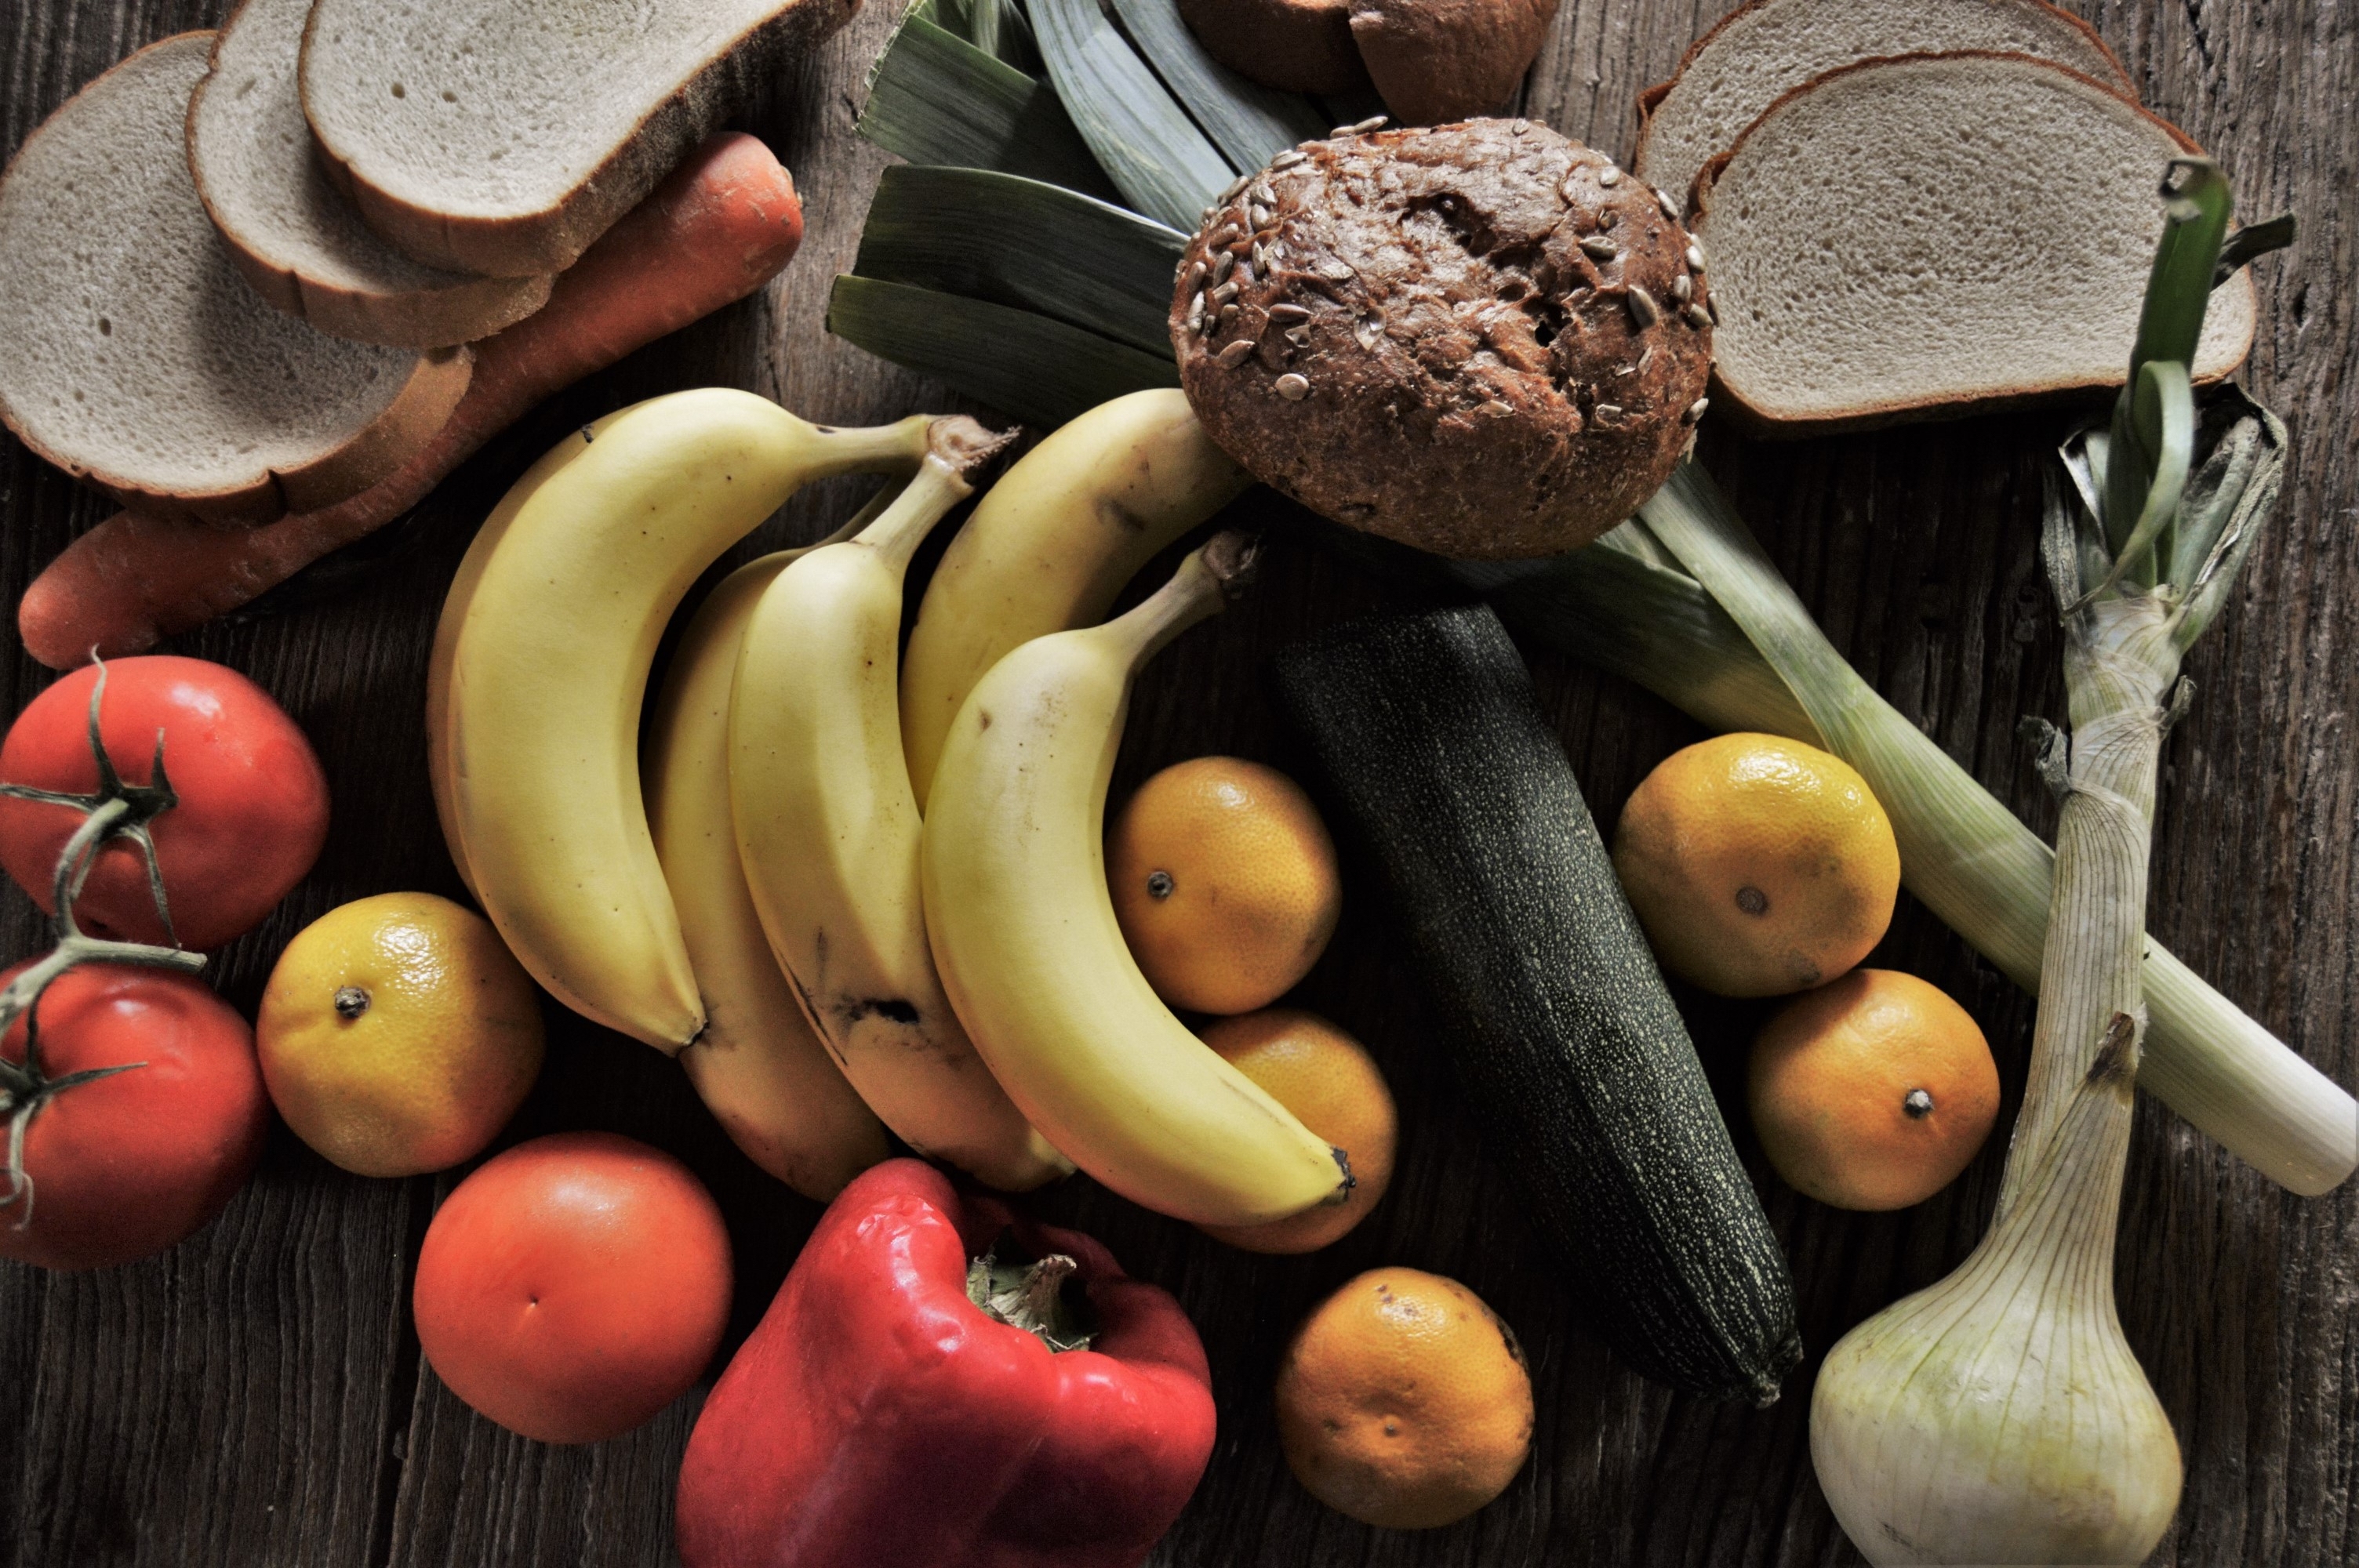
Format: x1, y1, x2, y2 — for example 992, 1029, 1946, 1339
1611, 732, 1900, 996
257, 891, 543, 1177
412, 1131, 732, 1444
1275, 1267, 1534, 1530
1749, 967, 2001, 1210
1107, 756, 1340, 1014
1195, 1009, 1397, 1254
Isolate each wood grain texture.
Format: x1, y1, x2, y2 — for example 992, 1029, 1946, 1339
2, 0, 2354, 1563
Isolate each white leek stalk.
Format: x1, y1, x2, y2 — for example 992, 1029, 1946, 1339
1807, 160, 2262, 1563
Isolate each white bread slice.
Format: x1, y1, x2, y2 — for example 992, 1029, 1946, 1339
0, 34, 470, 526
1634, 0, 2130, 206
299, 0, 858, 278
189, 0, 554, 348
1692, 53, 2256, 434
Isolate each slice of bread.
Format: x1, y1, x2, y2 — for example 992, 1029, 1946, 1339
0, 34, 471, 525
300, 0, 859, 278
1691, 53, 2255, 434
189, 0, 554, 348
1634, 0, 2130, 205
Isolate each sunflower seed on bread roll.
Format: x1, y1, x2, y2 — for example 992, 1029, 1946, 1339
0, 34, 469, 526
1173, 120, 1710, 559
1691, 52, 2255, 434
1634, 0, 2130, 204
189, 0, 553, 348
299, 0, 859, 277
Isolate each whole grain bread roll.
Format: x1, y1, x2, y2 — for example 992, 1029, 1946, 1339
1172, 120, 1710, 560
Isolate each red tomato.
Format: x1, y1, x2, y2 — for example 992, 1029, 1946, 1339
413, 1131, 732, 1445
0, 959, 269, 1270
0, 656, 329, 951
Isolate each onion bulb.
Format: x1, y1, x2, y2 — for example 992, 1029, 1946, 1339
1809, 1023, 2181, 1563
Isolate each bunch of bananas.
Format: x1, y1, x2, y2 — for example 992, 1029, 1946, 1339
430, 387, 1350, 1224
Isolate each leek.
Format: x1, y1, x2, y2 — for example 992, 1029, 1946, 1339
1102, 0, 1326, 169
851, 165, 1182, 355
825, 276, 1178, 430
1029, 0, 1230, 228
856, 1, 1116, 199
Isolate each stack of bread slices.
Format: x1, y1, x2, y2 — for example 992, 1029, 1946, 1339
0, 0, 839, 525
1630, 0, 2261, 433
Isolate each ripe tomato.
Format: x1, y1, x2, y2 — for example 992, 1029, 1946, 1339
0, 959, 269, 1271
413, 1131, 732, 1444
0, 656, 329, 951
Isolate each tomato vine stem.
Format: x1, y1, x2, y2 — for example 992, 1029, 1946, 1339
0, 658, 207, 1232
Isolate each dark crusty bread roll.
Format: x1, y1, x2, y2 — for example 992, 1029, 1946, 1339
1349, 0, 1560, 127
1173, 0, 1368, 95
1171, 120, 1711, 560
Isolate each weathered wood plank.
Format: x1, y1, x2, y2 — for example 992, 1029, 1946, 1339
2, 0, 2356, 1563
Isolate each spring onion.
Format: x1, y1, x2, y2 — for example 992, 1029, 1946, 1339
1808, 161, 2267, 1563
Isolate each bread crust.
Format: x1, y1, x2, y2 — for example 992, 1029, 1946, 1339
38, 346, 471, 527
1347, 0, 1559, 128
1172, 120, 1711, 559
1174, 0, 1368, 95
187, 6, 552, 350
0, 33, 478, 528
1631, 0, 2132, 185
299, 0, 858, 278
1691, 50, 2256, 436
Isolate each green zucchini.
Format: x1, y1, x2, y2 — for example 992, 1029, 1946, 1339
1272, 603, 1801, 1406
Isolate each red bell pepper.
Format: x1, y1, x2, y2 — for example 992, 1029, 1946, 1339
675, 1158, 1217, 1568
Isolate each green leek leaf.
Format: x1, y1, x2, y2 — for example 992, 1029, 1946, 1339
852, 165, 1184, 355
858, 5, 1117, 200
934, 0, 1043, 73
1104, 0, 1326, 170
826, 275, 1176, 429
1030, 0, 1232, 229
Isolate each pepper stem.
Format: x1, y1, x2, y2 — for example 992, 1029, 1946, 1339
966, 1247, 1096, 1352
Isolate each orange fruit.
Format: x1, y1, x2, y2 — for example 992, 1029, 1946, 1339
1748, 968, 2001, 1210
258, 892, 544, 1177
1276, 1267, 1534, 1530
1612, 732, 1899, 996
1107, 756, 1340, 1014
1195, 1009, 1397, 1254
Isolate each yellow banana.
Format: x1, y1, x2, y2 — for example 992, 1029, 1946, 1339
426, 419, 609, 901
920, 535, 1350, 1226
436, 388, 935, 1050
730, 423, 1068, 1192
643, 495, 896, 1201
900, 388, 1248, 808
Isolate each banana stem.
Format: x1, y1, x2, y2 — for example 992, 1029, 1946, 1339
852, 418, 1018, 573
1096, 531, 1259, 669
804, 414, 941, 477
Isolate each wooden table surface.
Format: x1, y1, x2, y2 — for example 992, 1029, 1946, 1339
4, 0, 2356, 1563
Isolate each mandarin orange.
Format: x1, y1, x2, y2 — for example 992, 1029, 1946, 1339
1612, 732, 1899, 996
1195, 1009, 1397, 1254
1748, 967, 2001, 1210
1108, 756, 1339, 1014
1275, 1267, 1533, 1530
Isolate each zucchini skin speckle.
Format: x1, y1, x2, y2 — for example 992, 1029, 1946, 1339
1275, 602, 1801, 1406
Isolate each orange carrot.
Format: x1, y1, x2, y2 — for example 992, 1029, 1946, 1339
18, 132, 805, 670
